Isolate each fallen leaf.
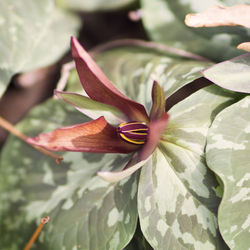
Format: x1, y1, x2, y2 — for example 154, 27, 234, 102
185, 5, 250, 28
237, 42, 250, 52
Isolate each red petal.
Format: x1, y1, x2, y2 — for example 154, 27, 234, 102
139, 112, 169, 160
26, 117, 140, 153
71, 37, 149, 122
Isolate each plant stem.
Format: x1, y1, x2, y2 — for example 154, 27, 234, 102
24, 216, 50, 250
0, 116, 63, 164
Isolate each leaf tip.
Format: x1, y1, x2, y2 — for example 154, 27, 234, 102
237, 42, 250, 52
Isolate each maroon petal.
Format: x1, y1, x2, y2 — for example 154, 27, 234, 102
26, 117, 140, 153
139, 112, 169, 160
71, 37, 149, 122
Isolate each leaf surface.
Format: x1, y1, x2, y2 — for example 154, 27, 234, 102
206, 96, 250, 250
202, 53, 250, 93
138, 85, 238, 249
0, 0, 80, 97
95, 48, 209, 111
140, 0, 250, 61
0, 99, 138, 250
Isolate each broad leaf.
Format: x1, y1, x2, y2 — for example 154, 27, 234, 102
206, 96, 250, 250
140, 0, 250, 61
0, 99, 138, 250
96, 48, 209, 102
0, 0, 80, 98
57, 0, 136, 11
138, 85, 239, 249
90, 48, 209, 114
202, 53, 250, 93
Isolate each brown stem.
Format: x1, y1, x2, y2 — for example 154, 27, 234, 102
0, 116, 63, 164
24, 216, 50, 250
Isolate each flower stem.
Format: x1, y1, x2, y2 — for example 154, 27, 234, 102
0, 116, 63, 164
24, 216, 50, 250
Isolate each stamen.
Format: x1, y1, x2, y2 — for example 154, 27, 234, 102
24, 216, 50, 250
117, 122, 149, 145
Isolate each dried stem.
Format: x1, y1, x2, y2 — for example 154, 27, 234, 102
0, 116, 63, 164
24, 216, 50, 250
54, 61, 75, 95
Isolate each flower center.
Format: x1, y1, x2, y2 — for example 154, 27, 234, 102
117, 122, 149, 145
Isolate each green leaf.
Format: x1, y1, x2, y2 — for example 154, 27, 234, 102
202, 53, 250, 93
57, 0, 136, 11
0, 0, 80, 98
138, 85, 239, 249
95, 48, 210, 111
206, 96, 250, 250
0, 99, 138, 250
140, 0, 250, 61
66, 48, 209, 112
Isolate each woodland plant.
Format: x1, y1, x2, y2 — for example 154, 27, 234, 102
0, 1, 250, 250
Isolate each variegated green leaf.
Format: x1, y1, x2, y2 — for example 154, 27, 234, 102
138, 149, 224, 250
138, 85, 239, 249
206, 96, 250, 250
0, 0, 80, 98
67, 48, 210, 109
57, 0, 136, 11
0, 99, 138, 250
203, 53, 250, 93
140, 0, 250, 61
66, 48, 209, 113
96, 48, 209, 111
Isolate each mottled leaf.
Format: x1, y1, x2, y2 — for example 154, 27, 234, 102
206, 96, 250, 250
140, 0, 250, 61
0, 99, 138, 250
138, 85, 239, 249
95, 48, 209, 111
202, 53, 250, 93
66, 47, 209, 115
0, 0, 80, 97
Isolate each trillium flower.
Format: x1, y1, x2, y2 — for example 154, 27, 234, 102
27, 37, 169, 182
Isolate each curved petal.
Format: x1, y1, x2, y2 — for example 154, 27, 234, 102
71, 37, 149, 122
139, 112, 169, 160
98, 155, 151, 183
26, 117, 140, 153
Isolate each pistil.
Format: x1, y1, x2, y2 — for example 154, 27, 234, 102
117, 122, 149, 145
